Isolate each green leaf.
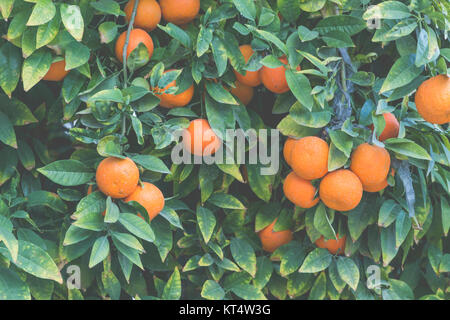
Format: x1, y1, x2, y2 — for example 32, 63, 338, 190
0, 111, 17, 149
89, 236, 110, 268
201, 280, 225, 300
309, 272, 327, 300
0, 240, 62, 283
197, 26, 213, 57
205, 81, 238, 105
230, 238, 257, 277
384, 138, 431, 160
208, 192, 246, 209
161, 268, 181, 300
363, 1, 411, 20
290, 102, 331, 128
111, 232, 143, 252
98, 21, 118, 44
231, 284, 266, 300
380, 55, 423, 93
232, 0, 256, 21
73, 212, 104, 231
285, 70, 313, 111
37, 160, 94, 186
21, 49, 52, 92
129, 154, 170, 174
313, 203, 336, 240
0, 267, 31, 300
382, 279, 414, 300
0, 42, 21, 97
158, 23, 192, 48
246, 162, 275, 202
90, 0, 122, 16
336, 257, 360, 291
104, 197, 120, 223
280, 241, 305, 277
315, 15, 366, 36
299, 248, 332, 273
97, 135, 124, 158
118, 213, 155, 242
0, 226, 19, 262
60, 4, 84, 41
196, 206, 216, 244
0, 0, 15, 20
27, 191, 67, 214
101, 270, 121, 300
381, 225, 398, 267
278, 0, 300, 22
65, 41, 90, 70
322, 31, 355, 48
27, 0, 56, 26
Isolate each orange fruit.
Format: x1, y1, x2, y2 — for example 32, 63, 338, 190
154, 69, 194, 108
160, 0, 200, 25
259, 56, 301, 94
96, 157, 139, 199
229, 81, 254, 105
370, 113, 399, 141
283, 171, 319, 208
350, 143, 390, 190
125, 0, 161, 31
233, 45, 261, 87
115, 28, 154, 63
364, 168, 395, 193
415, 74, 450, 124
283, 137, 296, 166
258, 218, 293, 252
315, 234, 346, 255
290, 136, 329, 180
319, 169, 363, 212
43, 59, 69, 81
124, 182, 165, 221
182, 119, 221, 156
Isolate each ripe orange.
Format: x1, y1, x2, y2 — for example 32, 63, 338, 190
258, 218, 293, 252
182, 119, 221, 156
229, 81, 254, 105
364, 168, 395, 193
43, 59, 69, 81
259, 56, 301, 94
115, 28, 154, 63
290, 136, 329, 180
319, 169, 363, 212
350, 143, 390, 190
124, 182, 165, 221
233, 45, 261, 87
283, 137, 296, 166
160, 0, 200, 25
125, 0, 161, 32
283, 171, 319, 208
96, 157, 139, 199
315, 234, 346, 255
415, 74, 450, 124
370, 113, 399, 141
154, 69, 194, 108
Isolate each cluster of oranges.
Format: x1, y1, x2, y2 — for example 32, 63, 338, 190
226, 45, 302, 106
92, 156, 165, 221
257, 118, 402, 255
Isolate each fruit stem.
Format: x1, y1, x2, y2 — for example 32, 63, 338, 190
122, 0, 140, 88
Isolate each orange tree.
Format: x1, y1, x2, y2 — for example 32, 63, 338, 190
0, 0, 448, 300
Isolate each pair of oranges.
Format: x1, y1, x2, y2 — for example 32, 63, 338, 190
258, 218, 347, 255
94, 157, 165, 221
233, 45, 301, 94
116, 0, 200, 62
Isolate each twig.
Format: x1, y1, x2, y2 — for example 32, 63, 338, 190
122, 0, 140, 89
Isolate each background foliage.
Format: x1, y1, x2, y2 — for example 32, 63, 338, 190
0, 0, 448, 300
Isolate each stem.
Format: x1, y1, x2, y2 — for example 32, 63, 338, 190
122, 0, 140, 88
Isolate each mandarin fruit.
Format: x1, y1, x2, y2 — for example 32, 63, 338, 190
260, 56, 300, 94
96, 157, 139, 199
115, 28, 154, 63
160, 0, 200, 25
124, 182, 165, 221
283, 171, 319, 208
415, 74, 450, 124
290, 136, 329, 180
125, 0, 161, 31
182, 119, 221, 156
258, 219, 293, 252
315, 234, 346, 255
233, 45, 261, 87
43, 60, 69, 81
155, 69, 194, 108
319, 169, 363, 212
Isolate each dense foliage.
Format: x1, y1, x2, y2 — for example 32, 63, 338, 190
0, 0, 448, 300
